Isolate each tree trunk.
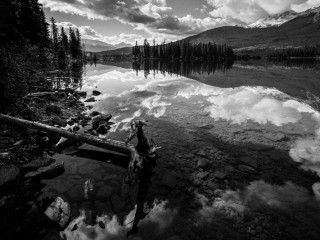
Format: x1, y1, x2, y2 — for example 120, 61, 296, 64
0, 114, 133, 156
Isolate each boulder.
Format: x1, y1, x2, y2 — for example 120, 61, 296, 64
101, 113, 112, 122
96, 125, 109, 135
44, 197, 70, 228
0, 164, 20, 188
92, 90, 102, 96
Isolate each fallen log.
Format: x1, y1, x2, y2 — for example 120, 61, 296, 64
0, 114, 133, 156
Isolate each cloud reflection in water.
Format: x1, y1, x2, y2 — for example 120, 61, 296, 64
83, 68, 320, 177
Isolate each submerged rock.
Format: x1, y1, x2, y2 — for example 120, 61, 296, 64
197, 158, 210, 168
161, 173, 177, 189
84, 97, 95, 102
22, 153, 56, 169
0, 164, 20, 188
24, 161, 64, 178
44, 197, 70, 228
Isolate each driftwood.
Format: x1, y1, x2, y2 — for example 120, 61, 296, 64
0, 114, 134, 157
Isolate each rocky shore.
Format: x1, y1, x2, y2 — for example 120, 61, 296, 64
0, 87, 114, 240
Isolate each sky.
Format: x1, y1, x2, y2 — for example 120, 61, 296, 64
40, 0, 320, 46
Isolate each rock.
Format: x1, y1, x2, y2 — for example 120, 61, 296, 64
240, 157, 258, 169
91, 115, 101, 128
62, 146, 79, 155
67, 120, 75, 126
213, 189, 223, 197
196, 149, 207, 158
197, 158, 210, 168
45, 105, 62, 115
51, 116, 66, 126
96, 186, 113, 200
96, 125, 109, 135
90, 111, 101, 117
24, 161, 64, 178
192, 178, 202, 186
238, 165, 256, 173
161, 173, 177, 188
111, 194, 125, 212
92, 90, 102, 96
84, 97, 95, 102
207, 181, 219, 190
72, 125, 80, 132
225, 165, 235, 172
101, 113, 112, 121
212, 171, 227, 179
0, 164, 20, 188
76, 91, 87, 97
44, 197, 70, 228
22, 153, 56, 169
196, 171, 209, 179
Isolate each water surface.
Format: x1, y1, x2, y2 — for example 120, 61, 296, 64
43, 61, 320, 240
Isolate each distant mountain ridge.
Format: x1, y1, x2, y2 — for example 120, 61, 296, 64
97, 6, 320, 55
82, 39, 131, 52
184, 6, 320, 50
248, 10, 298, 28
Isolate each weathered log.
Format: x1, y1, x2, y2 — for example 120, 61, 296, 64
0, 114, 133, 156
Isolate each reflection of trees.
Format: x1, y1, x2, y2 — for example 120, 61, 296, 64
132, 60, 234, 78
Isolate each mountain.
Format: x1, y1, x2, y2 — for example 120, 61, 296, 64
248, 10, 298, 28
82, 39, 132, 52
96, 47, 132, 55
184, 6, 320, 50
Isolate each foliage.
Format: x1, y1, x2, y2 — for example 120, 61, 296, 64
267, 46, 320, 60
132, 39, 235, 60
0, 0, 84, 110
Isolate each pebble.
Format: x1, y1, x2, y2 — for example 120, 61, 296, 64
196, 171, 209, 179
240, 157, 258, 169
197, 158, 210, 168
238, 165, 257, 173
212, 171, 227, 179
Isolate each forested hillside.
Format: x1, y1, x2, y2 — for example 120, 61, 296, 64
0, 0, 84, 110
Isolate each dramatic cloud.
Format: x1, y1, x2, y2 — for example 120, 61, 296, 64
206, 0, 319, 24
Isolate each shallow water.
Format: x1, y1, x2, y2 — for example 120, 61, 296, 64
42, 61, 320, 240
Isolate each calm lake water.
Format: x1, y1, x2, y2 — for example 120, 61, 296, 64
42, 61, 320, 240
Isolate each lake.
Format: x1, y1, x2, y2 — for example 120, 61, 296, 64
43, 61, 320, 240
